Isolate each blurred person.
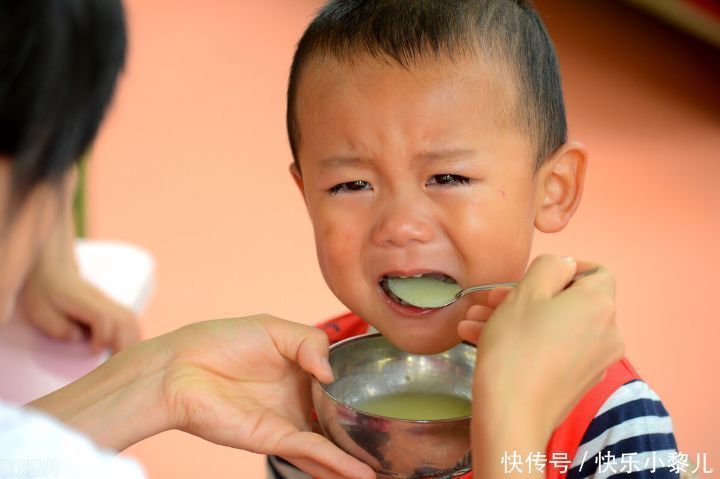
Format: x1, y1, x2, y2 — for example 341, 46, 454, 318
0, 1, 139, 353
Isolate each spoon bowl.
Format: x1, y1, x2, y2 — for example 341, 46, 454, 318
385, 268, 599, 309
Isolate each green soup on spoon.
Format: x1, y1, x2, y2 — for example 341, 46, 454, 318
386, 275, 462, 308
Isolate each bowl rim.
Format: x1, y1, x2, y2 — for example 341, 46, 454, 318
313, 332, 475, 423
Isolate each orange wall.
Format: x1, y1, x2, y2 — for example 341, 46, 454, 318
89, 0, 720, 476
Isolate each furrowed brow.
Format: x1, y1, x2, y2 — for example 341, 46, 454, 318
318, 155, 372, 170
414, 147, 477, 164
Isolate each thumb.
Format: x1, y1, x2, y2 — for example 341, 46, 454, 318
297, 331, 334, 384
264, 318, 334, 383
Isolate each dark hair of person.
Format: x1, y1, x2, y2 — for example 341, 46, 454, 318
0, 0, 127, 208
287, 0, 567, 172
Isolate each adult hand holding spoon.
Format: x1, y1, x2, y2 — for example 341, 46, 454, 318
459, 256, 623, 479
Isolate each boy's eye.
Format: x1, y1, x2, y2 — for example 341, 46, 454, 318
328, 180, 373, 195
427, 174, 473, 186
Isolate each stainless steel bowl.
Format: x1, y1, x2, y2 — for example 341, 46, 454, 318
312, 333, 476, 479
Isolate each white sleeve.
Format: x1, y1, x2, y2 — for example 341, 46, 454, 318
0, 401, 145, 479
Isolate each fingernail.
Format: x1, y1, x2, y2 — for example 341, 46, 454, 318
562, 256, 575, 263
321, 357, 334, 383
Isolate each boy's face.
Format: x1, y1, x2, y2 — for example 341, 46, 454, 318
293, 55, 559, 354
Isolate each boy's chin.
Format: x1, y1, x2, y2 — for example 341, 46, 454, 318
382, 330, 463, 355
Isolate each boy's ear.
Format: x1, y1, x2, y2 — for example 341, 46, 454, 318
534, 140, 587, 233
289, 163, 307, 202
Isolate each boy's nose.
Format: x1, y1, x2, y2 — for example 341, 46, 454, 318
371, 200, 434, 247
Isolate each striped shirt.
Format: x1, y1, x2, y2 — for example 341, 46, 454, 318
267, 380, 679, 479
567, 380, 678, 479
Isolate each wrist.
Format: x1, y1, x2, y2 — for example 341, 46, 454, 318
30, 336, 174, 451
472, 358, 556, 478
472, 380, 550, 478
473, 350, 556, 441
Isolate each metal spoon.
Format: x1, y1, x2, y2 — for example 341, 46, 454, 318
387, 268, 599, 309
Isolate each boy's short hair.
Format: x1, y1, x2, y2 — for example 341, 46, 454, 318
287, 0, 567, 171
0, 0, 126, 204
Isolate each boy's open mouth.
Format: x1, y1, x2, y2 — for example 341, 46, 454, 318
379, 272, 459, 309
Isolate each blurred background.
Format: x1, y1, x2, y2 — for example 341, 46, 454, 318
85, 0, 719, 476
